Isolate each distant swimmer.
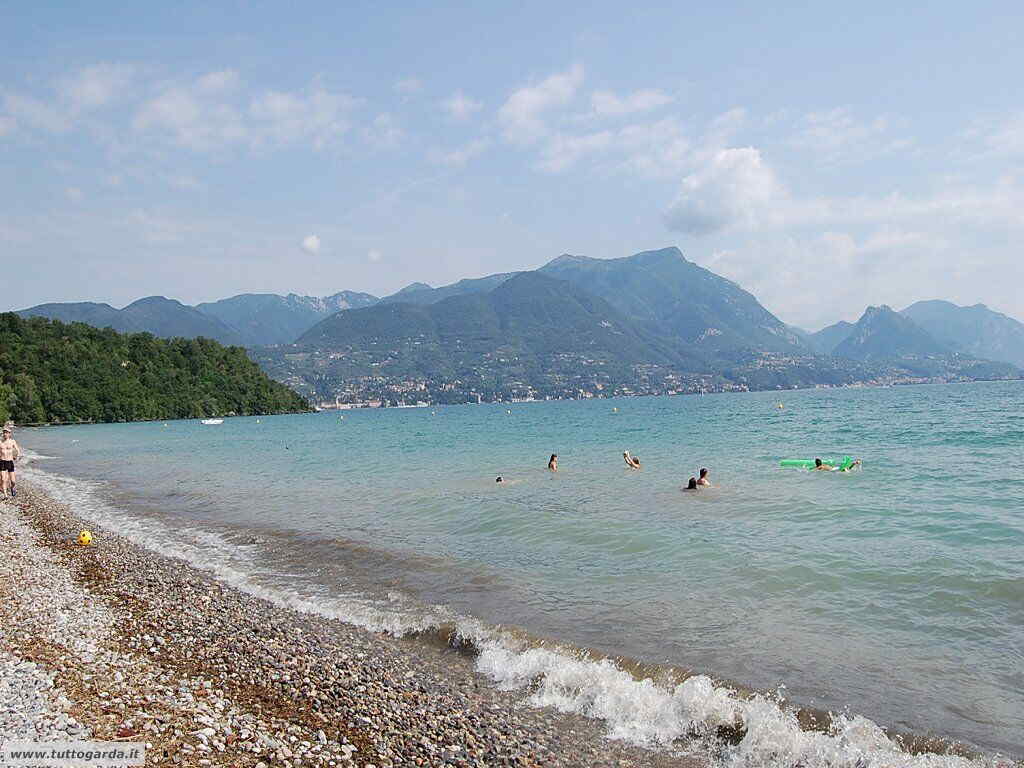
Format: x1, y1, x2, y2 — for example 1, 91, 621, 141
0, 426, 21, 498
841, 459, 862, 472
495, 475, 504, 484
548, 454, 558, 472
814, 458, 834, 471
697, 468, 711, 487
684, 477, 699, 491
623, 450, 641, 470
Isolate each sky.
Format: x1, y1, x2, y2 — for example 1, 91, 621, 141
2, 0, 1023, 330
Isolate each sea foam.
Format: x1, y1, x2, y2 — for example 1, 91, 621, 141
20, 461, 1013, 768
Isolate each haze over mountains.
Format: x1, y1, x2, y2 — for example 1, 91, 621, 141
808, 301, 1024, 368
195, 291, 378, 346
19, 296, 246, 346
17, 246, 1024, 401
297, 270, 706, 381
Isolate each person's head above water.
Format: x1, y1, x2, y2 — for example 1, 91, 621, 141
686, 477, 698, 490
814, 458, 823, 467
495, 475, 503, 483
699, 468, 708, 478
549, 454, 557, 463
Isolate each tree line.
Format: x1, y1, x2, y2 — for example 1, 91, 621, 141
0, 313, 309, 425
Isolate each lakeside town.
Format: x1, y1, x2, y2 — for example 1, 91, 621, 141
295, 353, 1005, 409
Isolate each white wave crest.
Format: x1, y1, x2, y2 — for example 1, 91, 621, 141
21, 464, 1009, 768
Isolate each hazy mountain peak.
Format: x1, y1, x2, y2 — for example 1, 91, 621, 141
628, 246, 687, 264
125, 295, 182, 309
396, 282, 433, 294
543, 253, 594, 268
902, 299, 1024, 367
834, 305, 948, 360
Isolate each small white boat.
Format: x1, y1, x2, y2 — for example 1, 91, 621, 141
200, 418, 224, 425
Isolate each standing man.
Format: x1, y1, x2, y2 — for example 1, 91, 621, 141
0, 427, 20, 498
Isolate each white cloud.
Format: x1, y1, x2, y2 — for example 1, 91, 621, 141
499, 63, 584, 144
364, 112, 402, 148
590, 88, 672, 116
1, 63, 133, 138
616, 117, 692, 177
133, 77, 247, 150
429, 137, 490, 168
539, 131, 612, 172
789, 107, 907, 162
57, 63, 133, 112
196, 69, 240, 94
664, 147, 783, 235
981, 113, 1024, 156
527, 108, 742, 179
133, 73, 357, 151
301, 234, 321, 254
249, 83, 357, 149
703, 107, 747, 148
393, 78, 422, 95
441, 91, 482, 120
0, 90, 71, 133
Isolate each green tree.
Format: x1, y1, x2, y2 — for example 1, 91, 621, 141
0, 313, 310, 424
10, 373, 45, 423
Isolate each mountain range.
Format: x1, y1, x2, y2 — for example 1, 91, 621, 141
16, 247, 1023, 401
18, 296, 246, 346
195, 291, 378, 346
808, 301, 1024, 368
295, 271, 706, 382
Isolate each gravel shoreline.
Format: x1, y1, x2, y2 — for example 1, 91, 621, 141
0, 483, 701, 767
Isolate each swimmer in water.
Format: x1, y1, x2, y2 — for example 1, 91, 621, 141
495, 475, 504, 484
684, 477, 699, 490
697, 467, 711, 487
814, 458, 834, 471
841, 459, 862, 472
548, 454, 558, 472
623, 451, 641, 470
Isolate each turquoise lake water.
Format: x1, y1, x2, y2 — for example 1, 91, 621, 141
19, 381, 1024, 762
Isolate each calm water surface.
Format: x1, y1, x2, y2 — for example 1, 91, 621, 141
21, 382, 1024, 757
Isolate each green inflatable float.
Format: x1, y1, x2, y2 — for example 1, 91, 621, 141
780, 456, 858, 471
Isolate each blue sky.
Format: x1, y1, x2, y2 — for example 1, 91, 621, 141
3, 0, 1023, 329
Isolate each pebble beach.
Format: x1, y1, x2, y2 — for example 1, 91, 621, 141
0, 483, 697, 768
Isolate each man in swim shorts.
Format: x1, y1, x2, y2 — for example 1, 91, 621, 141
0, 427, 21, 498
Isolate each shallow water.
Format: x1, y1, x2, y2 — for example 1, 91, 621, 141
19, 381, 1024, 761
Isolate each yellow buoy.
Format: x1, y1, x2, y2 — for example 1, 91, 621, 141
77, 530, 93, 546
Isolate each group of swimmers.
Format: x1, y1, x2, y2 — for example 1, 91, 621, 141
495, 452, 860, 487
495, 452, 711, 492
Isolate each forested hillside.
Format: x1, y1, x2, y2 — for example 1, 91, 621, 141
0, 313, 309, 424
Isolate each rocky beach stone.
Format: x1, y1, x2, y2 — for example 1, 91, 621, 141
0, 485, 696, 767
